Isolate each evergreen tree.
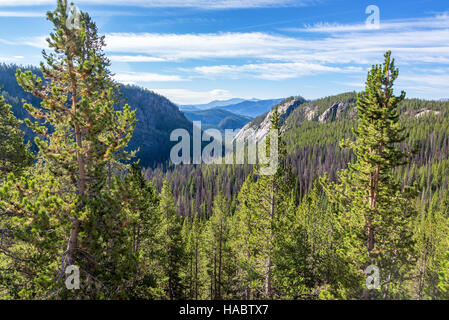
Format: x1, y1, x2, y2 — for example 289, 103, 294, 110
204, 192, 233, 299
157, 179, 185, 299
0, 93, 33, 177
182, 212, 204, 299
322, 51, 416, 299
231, 106, 297, 299
117, 163, 160, 298
413, 203, 449, 299
1, 0, 136, 298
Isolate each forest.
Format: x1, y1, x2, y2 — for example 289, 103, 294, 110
1, 0, 449, 300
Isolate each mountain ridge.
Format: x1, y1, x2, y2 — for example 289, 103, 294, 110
0, 63, 193, 167
182, 108, 252, 131
181, 98, 284, 118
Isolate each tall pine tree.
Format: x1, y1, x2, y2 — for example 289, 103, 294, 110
322, 51, 416, 299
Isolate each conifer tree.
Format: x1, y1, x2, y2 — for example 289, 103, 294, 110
204, 192, 233, 299
157, 179, 185, 299
414, 204, 449, 299
1, 0, 136, 298
117, 163, 160, 298
0, 93, 33, 177
182, 212, 204, 299
322, 51, 416, 299
232, 107, 296, 299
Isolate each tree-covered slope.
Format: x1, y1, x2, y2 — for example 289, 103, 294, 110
183, 108, 252, 131
148, 91, 449, 217
0, 63, 193, 167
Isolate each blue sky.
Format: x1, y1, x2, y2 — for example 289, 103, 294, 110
0, 0, 448, 104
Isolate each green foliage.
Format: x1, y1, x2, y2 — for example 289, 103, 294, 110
156, 179, 185, 299
1, 0, 137, 299
321, 52, 417, 299
0, 94, 33, 177
1, 3, 449, 300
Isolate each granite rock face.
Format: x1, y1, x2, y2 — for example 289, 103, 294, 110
318, 102, 349, 123
233, 96, 306, 143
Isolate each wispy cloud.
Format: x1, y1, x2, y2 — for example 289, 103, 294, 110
400, 74, 449, 88
0, 11, 45, 17
150, 88, 233, 105
0, 55, 24, 63
0, 0, 317, 9
192, 62, 362, 80
99, 25, 449, 66
8, 11, 449, 94
113, 72, 188, 84
104, 32, 300, 61
285, 14, 449, 33
109, 55, 167, 63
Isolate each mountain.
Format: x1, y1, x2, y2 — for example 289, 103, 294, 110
182, 108, 252, 131
180, 98, 246, 111
178, 105, 201, 112
236, 91, 449, 162
118, 85, 193, 166
233, 96, 306, 142
148, 91, 449, 218
215, 98, 284, 117
0, 63, 193, 167
180, 98, 284, 118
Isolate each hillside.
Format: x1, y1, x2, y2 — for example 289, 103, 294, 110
233, 96, 306, 142
148, 91, 449, 217
0, 63, 193, 167
182, 108, 252, 131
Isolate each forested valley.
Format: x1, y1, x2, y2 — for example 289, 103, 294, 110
1, 1, 449, 300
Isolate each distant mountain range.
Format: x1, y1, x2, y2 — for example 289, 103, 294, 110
216, 98, 284, 117
180, 98, 284, 118
180, 98, 247, 111
182, 108, 252, 131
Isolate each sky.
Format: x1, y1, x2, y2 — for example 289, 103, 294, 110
0, 0, 448, 104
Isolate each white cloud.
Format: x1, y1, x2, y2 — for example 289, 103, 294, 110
100, 25, 449, 66
150, 88, 233, 105
0, 11, 45, 17
104, 32, 301, 61
400, 74, 449, 88
21, 35, 47, 48
193, 62, 362, 80
7, 11, 449, 96
287, 14, 449, 33
0, 0, 316, 9
109, 55, 166, 63
19, 11, 449, 67
0, 55, 24, 63
113, 72, 187, 83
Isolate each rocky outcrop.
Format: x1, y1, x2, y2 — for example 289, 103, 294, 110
233, 96, 305, 143
303, 105, 317, 121
318, 102, 349, 123
414, 109, 441, 118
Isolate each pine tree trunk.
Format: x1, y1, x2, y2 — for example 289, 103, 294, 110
265, 183, 274, 298
217, 220, 223, 299
66, 56, 85, 267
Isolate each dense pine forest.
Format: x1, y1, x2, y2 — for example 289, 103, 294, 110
1, 1, 449, 300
